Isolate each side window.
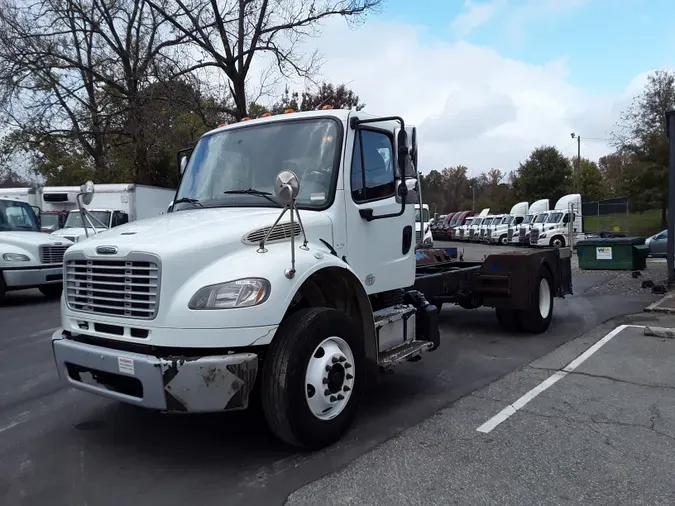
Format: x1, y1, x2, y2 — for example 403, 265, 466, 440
515, 216, 523, 225
117, 212, 129, 226
562, 213, 569, 224
351, 129, 396, 202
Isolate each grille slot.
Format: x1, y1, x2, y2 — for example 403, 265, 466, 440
244, 222, 301, 245
40, 244, 69, 264
519, 228, 526, 238
530, 228, 539, 243
508, 229, 513, 241
65, 259, 159, 319
415, 230, 421, 243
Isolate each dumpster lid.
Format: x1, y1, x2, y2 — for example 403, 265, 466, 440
576, 236, 646, 246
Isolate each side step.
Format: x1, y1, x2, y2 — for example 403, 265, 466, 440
378, 340, 434, 370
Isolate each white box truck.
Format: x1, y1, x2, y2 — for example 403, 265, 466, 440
49, 184, 175, 242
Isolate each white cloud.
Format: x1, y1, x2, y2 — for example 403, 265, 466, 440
450, 0, 502, 38
277, 17, 642, 177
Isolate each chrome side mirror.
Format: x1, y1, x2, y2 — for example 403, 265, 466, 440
274, 170, 300, 206
80, 180, 95, 205
179, 156, 188, 175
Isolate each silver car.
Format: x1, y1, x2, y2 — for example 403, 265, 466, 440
646, 229, 667, 257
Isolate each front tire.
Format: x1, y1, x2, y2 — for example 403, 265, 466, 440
261, 307, 364, 450
495, 308, 522, 332
39, 284, 62, 299
520, 266, 554, 333
0, 273, 6, 304
499, 235, 509, 245
550, 236, 566, 248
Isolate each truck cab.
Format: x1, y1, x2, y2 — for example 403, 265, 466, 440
530, 194, 583, 248
514, 199, 549, 246
52, 208, 128, 242
0, 198, 72, 302
415, 203, 433, 248
496, 202, 528, 246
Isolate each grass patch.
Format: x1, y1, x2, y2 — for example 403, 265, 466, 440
583, 209, 662, 237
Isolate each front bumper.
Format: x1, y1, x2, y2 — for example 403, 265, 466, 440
3, 266, 63, 288
52, 330, 258, 412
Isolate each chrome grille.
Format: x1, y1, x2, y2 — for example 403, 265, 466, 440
65, 259, 159, 319
508, 229, 513, 241
40, 244, 69, 264
487, 229, 492, 238
415, 230, 422, 242
459, 229, 464, 238
244, 223, 301, 244
530, 228, 539, 243
519, 228, 526, 239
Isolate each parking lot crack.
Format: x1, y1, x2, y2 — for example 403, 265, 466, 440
527, 366, 675, 391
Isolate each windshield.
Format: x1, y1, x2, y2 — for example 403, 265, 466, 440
522, 215, 534, 224
503, 216, 514, 225
464, 219, 473, 226
483, 218, 493, 225
473, 219, 483, 226
534, 214, 548, 223
41, 214, 61, 228
449, 216, 460, 225
547, 212, 563, 223
65, 210, 111, 228
415, 208, 430, 222
175, 118, 341, 211
0, 200, 39, 232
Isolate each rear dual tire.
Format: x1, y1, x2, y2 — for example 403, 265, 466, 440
495, 265, 553, 334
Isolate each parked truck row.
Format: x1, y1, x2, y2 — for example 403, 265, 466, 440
432, 193, 586, 249
49, 108, 574, 452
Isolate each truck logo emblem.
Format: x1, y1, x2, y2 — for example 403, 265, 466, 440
96, 246, 118, 255
365, 274, 375, 286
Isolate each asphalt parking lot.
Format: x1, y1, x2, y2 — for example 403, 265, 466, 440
0, 241, 669, 505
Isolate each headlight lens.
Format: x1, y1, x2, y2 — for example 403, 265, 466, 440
189, 278, 270, 310
3, 253, 30, 262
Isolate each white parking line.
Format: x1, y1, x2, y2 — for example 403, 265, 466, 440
476, 324, 643, 433
28, 327, 60, 338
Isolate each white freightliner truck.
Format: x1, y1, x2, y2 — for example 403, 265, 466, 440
512, 199, 549, 246
51, 109, 573, 450
530, 194, 584, 248
49, 184, 175, 243
0, 198, 73, 302
490, 202, 528, 245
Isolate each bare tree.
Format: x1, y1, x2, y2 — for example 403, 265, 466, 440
0, 0, 190, 184
145, 0, 382, 119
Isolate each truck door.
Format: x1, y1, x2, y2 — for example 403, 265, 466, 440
344, 123, 417, 295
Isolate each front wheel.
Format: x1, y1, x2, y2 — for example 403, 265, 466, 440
39, 284, 63, 299
550, 236, 566, 248
261, 307, 364, 450
499, 235, 509, 245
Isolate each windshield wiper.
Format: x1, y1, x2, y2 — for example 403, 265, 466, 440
173, 197, 203, 208
223, 188, 280, 207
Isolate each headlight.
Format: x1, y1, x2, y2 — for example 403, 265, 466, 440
3, 253, 30, 262
423, 237, 433, 246
189, 278, 270, 310
539, 233, 547, 239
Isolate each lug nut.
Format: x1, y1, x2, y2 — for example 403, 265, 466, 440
330, 395, 337, 402
322, 378, 328, 384
338, 356, 346, 362
324, 389, 331, 396
325, 365, 332, 372
346, 373, 353, 380
332, 357, 339, 364
345, 363, 352, 369
337, 394, 345, 400
343, 385, 351, 392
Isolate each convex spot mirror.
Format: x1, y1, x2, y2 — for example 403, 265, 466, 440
80, 180, 95, 205
274, 170, 300, 206
179, 155, 188, 175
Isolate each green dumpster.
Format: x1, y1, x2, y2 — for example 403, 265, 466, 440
576, 236, 647, 270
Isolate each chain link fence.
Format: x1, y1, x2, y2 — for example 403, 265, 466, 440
582, 197, 661, 237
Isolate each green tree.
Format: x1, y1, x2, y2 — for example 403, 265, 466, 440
611, 69, 675, 227
270, 83, 365, 114
573, 158, 605, 201
512, 146, 572, 205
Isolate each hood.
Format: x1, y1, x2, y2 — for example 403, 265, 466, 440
0, 230, 73, 247
53, 227, 105, 239
65, 207, 334, 260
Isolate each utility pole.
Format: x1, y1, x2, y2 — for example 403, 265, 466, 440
665, 112, 675, 285
570, 132, 581, 191
471, 185, 475, 212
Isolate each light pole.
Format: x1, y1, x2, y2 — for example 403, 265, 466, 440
471, 185, 475, 212
570, 132, 581, 189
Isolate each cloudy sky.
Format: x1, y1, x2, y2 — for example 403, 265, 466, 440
281, 0, 675, 177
